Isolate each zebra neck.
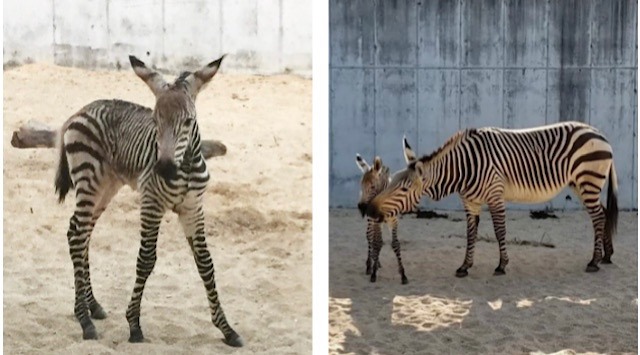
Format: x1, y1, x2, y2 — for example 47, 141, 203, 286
422, 148, 464, 201
184, 123, 203, 166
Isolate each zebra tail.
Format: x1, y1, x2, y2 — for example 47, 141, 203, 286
604, 163, 618, 240
54, 135, 73, 203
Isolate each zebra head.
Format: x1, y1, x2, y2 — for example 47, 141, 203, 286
366, 161, 424, 222
365, 138, 423, 222
129, 55, 225, 182
356, 155, 390, 217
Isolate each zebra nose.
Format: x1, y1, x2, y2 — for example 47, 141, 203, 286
357, 203, 367, 218
154, 159, 178, 182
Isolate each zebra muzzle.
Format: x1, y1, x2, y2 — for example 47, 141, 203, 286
154, 159, 178, 182
365, 204, 384, 223
357, 203, 367, 218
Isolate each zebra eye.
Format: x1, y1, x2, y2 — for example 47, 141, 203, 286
400, 187, 409, 192
184, 118, 194, 126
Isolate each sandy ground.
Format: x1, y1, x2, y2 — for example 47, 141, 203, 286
330, 209, 637, 355
3, 63, 312, 354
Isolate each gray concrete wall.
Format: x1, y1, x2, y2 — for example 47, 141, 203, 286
4, 0, 311, 76
330, 0, 637, 210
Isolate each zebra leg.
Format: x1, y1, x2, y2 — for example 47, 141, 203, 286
572, 181, 606, 271
83, 226, 107, 320
387, 218, 408, 284
66, 173, 119, 340
178, 206, 243, 347
84, 182, 120, 320
369, 222, 383, 283
585, 203, 606, 272
602, 203, 614, 264
67, 180, 117, 339
67, 213, 98, 340
365, 219, 375, 275
456, 204, 480, 278
488, 200, 509, 275
126, 196, 164, 343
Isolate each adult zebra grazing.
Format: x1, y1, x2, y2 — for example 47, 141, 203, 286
54, 55, 243, 347
356, 153, 410, 284
366, 122, 618, 277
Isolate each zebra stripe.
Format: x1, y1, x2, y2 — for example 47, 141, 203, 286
367, 121, 618, 276
54, 55, 243, 347
356, 154, 408, 284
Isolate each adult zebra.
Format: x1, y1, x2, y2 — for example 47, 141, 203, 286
356, 151, 412, 284
366, 122, 618, 277
55, 55, 243, 346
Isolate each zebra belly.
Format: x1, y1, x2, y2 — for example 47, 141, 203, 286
502, 183, 565, 204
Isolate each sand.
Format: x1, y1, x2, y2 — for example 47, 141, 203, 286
3, 63, 312, 354
330, 209, 637, 354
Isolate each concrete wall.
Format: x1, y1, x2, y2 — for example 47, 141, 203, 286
330, 0, 638, 210
4, 0, 312, 76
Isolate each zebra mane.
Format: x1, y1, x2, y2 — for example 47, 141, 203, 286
409, 129, 473, 169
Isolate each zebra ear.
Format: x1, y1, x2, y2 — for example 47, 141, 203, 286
129, 55, 168, 97
356, 154, 370, 173
373, 156, 383, 172
191, 54, 225, 96
403, 136, 417, 164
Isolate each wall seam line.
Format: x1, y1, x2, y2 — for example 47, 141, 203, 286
458, 0, 462, 130
415, 0, 420, 153
502, 0, 506, 127
51, 0, 56, 63
373, 0, 377, 157
545, 0, 549, 126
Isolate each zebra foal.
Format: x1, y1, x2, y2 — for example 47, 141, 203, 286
356, 153, 409, 284
366, 122, 618, 276
55, 55, 242, 346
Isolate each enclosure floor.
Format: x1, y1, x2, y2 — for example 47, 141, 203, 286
3, 63, 312, 354
330, 209, 637, 354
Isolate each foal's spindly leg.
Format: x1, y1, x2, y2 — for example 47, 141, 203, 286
369, 222, 383, 283
84, 181, 120, 320
179, 204, 243, 347
67, 178, 104, 340
126, 194, 164, 343
365, 219, 375, 275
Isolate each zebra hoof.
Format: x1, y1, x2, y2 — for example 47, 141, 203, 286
585, 264, 600, 273
366, 266, 372, 275
601, 257, 613, 264
401, 276, 409, 285
223, 331, 244, 347
370, 274, 377, 283
455, 268, 468, 278
90, 304, 107, 320
128, 327, 144, 343
82, 324, 98, 340
493, 267, 506, 276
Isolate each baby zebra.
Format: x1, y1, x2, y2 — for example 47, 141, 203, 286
367, 122, 618, 277
54, 55, 243, 346
356, 142, 416, 284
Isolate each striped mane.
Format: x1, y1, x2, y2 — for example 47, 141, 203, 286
408, 129, 472, 169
